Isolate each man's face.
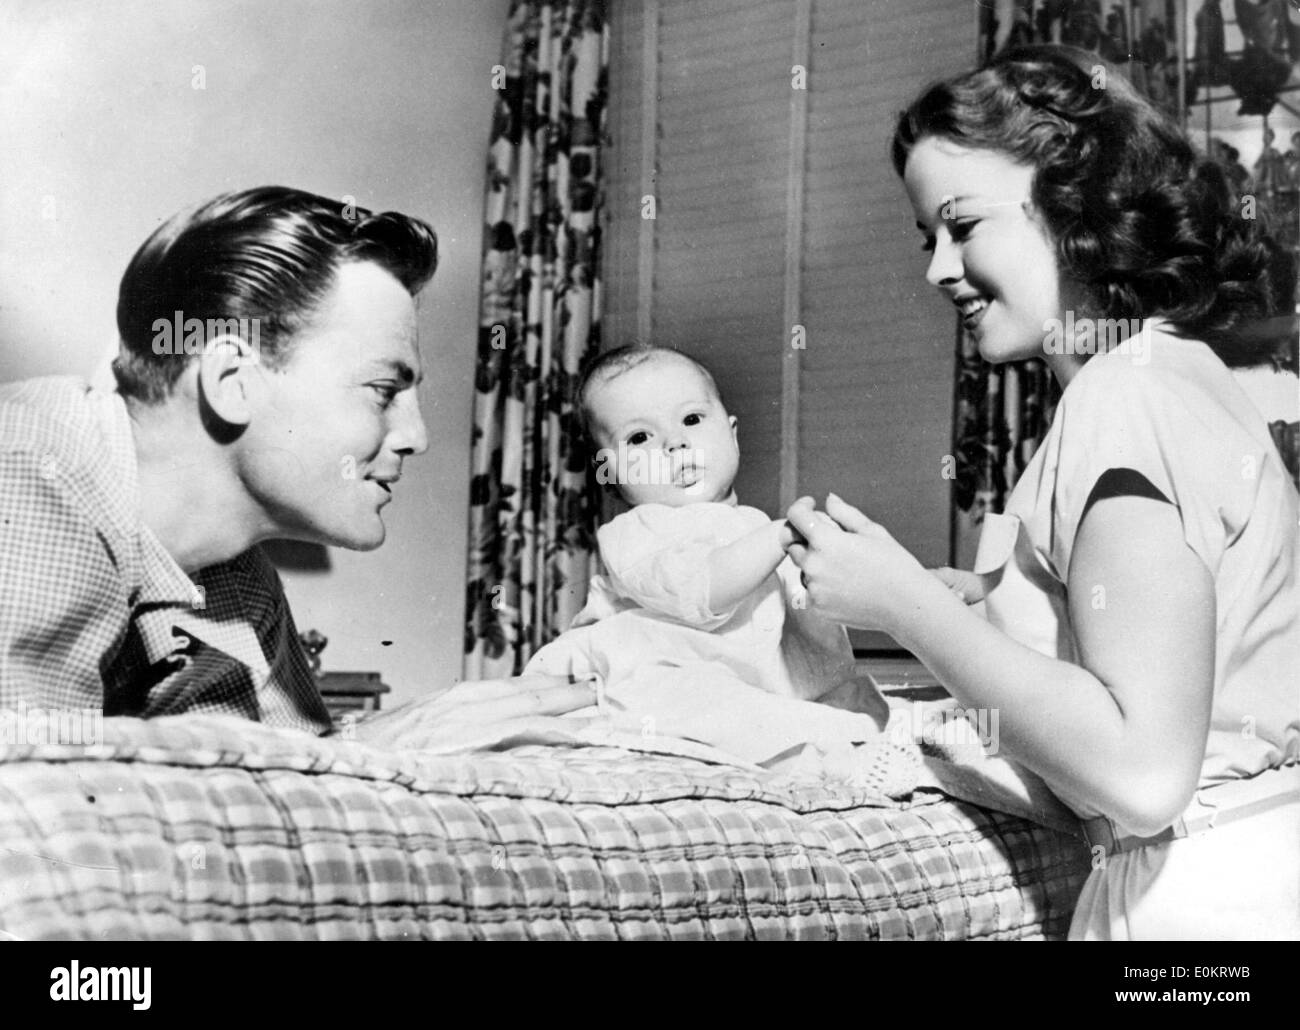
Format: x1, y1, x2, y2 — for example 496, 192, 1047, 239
238, 261, 428, 550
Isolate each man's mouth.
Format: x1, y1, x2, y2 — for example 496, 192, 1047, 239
367, 475, 400, 498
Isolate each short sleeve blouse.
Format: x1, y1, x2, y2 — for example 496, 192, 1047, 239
978, 325, 1299, 810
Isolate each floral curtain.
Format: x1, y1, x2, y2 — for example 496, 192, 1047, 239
955, 0, 1300, 566
463, 0, 608, 679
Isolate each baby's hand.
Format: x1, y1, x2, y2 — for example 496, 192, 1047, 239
775, 517, 802, 551
776, 511, 834, 551
929, 566, 985, 604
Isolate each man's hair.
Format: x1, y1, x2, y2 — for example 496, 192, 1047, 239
892, 45, 1296, 368
575, 344, 722, 441
113, 186, 439, 403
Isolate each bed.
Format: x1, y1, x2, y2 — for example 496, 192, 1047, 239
0, 707, 1090, 940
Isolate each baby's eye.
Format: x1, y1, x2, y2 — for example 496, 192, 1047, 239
683, 413, 702, 426
626, 431, 649, 446
920, 235, 936, 254
369, 383, 399, 408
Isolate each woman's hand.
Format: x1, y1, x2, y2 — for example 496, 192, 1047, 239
348, 673, 601, 751
929, 566, 986, 604
784, 493, 932, 632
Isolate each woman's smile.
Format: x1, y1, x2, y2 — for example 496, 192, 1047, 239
903, 137, 1073, 371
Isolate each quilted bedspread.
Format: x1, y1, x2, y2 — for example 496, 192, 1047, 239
0, 713, 1090, 940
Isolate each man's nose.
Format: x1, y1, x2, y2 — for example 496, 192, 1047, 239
925, 233, 962, 289
390, 392, 429, 457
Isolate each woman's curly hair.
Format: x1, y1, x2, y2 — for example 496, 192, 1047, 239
891, 45, 1296, 368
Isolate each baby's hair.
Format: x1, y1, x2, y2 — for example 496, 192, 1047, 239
892, 44, 1295, 368
575, 344, 722, 442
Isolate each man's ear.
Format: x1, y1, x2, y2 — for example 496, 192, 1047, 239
196, 335, 259, 428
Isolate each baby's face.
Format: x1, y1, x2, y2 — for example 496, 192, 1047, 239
586, 355, 739, 507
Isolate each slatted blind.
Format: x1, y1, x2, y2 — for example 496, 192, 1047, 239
606, 0, 975, 564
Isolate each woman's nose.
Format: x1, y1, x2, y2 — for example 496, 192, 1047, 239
925, 232, 962, 289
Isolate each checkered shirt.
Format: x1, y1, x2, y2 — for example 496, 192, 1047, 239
0, 377, 332, 734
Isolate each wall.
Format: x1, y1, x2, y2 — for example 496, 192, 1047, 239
0, 0, 511, 708
606, 0, 975, 574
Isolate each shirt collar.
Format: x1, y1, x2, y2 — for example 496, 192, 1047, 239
102, 390, 203, 608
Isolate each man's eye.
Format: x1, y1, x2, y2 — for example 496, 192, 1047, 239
683, 413, 702, 426
626, 431, 648, 446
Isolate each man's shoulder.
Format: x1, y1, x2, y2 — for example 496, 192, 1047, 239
0, 375, 122, 460
0, 376, 140, 558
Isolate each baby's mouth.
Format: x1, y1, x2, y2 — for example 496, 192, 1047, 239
676, 465, 702, 489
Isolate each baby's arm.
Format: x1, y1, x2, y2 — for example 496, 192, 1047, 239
706, 519, 794, 614
601, 507, 791, 626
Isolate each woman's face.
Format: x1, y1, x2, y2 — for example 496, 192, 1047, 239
904, 137, 1083, 373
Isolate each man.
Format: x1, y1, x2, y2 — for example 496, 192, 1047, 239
0, 187, 593, 743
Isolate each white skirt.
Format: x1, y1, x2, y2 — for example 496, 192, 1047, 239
1069, 797, 1300, 940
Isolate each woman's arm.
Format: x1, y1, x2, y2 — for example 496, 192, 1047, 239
787, 494, 1214, 835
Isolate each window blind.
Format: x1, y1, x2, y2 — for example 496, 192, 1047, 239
606, 0, 976, 565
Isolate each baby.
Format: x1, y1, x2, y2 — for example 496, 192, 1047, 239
526, 345, 903, 782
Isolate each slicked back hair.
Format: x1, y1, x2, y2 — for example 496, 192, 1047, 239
113, 186, 439, 403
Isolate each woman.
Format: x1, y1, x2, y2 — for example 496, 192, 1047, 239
786, 46, 1299, 940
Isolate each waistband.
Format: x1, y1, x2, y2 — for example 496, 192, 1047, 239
1081, 763, 1300, 857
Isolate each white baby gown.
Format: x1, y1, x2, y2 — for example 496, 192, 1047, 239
526, 502, 891, 768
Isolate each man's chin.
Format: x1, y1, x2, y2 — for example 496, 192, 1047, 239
338, 522, 387, 551
283, 518, 387, 552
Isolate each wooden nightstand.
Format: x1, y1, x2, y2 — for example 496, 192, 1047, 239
856, 649, 949, 702
317, 671, 391, 721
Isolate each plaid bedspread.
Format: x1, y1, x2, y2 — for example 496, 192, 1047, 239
0, 713, 1090, 940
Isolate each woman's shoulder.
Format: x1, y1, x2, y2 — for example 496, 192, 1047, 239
1029, 323, 1295, 578
1058, 324, 1266, 441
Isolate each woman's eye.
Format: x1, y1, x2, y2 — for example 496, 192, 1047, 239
627, 431, 648, 446
683, 413, 702, 426
950, 219, 977, 242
